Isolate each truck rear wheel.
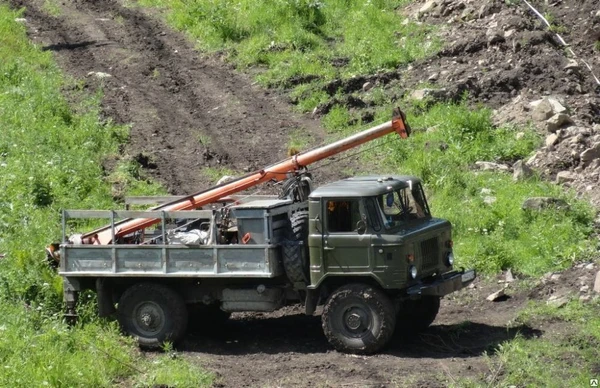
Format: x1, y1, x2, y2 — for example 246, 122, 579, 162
282, 210, 310, 284
398, 296, 440, 332
117, 283, 188, 348
322, 284, 396, 354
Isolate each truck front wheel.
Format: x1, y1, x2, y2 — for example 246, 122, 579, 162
322, 284, 396, 354
117, 283, 188, 348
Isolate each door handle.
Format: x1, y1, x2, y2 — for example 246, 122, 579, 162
324, 246, 335, 251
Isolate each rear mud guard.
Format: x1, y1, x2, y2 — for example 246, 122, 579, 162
96, 278, 116, 317
304, 288, 319, 316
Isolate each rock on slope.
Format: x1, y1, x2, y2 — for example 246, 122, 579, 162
316, 0, 600, 207
409, 0, 600, 207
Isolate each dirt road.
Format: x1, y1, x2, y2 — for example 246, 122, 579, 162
11, 0, 328, 195
10, 0, 596, 386
179, 261, 595, 387
178, 280, 543, 387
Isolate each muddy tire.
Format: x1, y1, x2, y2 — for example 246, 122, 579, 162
282, 210, 310, 284
322, 284, 396, 354
118, 283, 188, 348
398, 296, 440, 332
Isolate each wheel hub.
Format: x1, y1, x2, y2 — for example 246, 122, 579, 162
343, 307, 370, 335
346, 313, 362, 330
133, 302, 164, 336
140, 312, 154, 327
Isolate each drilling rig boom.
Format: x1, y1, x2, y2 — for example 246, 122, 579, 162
84, 109, 410, 245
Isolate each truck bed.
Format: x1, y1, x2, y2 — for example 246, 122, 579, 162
58, 205, 289, 278
60, 244, 282, 278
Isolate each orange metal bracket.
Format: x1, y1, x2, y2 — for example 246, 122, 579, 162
242, 233, 251, 244
392, 108, 410, 139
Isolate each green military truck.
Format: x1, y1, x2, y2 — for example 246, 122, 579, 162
51, 111, 475, 354
56, 174, 474, 354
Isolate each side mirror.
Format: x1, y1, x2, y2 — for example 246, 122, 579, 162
315, 214, 322, 233
356, 220, 367, 235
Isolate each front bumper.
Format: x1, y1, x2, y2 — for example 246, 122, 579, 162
406, 269, 476, 297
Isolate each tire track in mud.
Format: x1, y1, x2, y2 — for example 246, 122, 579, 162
12, 0, 324, 195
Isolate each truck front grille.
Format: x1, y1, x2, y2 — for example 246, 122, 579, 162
420, 237, 439, 270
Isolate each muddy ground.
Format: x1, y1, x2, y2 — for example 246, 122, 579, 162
9, 0, 600, 386
178, 262, 599, 387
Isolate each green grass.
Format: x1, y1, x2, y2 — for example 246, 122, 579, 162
382, 103, 595, 276
0, 301, 212, 387
457, 299, 600, 387
322, 104, 354, 131
0, 5, 211, 386
137, 0, 440, 110
200, 166, 238, 184
42, 0, 61, 16
287, 128, 313, 152
108, 159, 165, 200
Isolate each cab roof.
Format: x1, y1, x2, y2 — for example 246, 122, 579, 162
309, 176, 422, 199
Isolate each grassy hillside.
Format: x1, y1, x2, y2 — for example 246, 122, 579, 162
1, 0, 598, 386
493, 299, 600, 387
373, 102, 595, 275
138, 0, 439, 111
0, 5, 210, 387
138, 0, 596, 277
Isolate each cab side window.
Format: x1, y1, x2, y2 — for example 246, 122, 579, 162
326, 200, 361, 233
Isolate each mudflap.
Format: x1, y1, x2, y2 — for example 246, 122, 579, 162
406, 269, 476, 298
96, 278, 116, 317
304, 288, 319, 316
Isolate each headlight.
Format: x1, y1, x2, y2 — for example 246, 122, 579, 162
446, 252, 454, 267
409, 265, 417, 279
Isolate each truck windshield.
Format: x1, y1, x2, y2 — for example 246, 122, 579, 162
376, 183, 430, 229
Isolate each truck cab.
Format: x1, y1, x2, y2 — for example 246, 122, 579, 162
308, 176, 457, 290
304, 176, 475, 354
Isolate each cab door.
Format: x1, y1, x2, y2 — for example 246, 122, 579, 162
321, 198, 371, 273
365, 196, 406, 288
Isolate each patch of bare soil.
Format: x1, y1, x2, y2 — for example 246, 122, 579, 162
406, 0, 600, 209
402, 0, 600, 110
132, 274, 598, 384
10, 0, 338, 196
178, 262, 599, 387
